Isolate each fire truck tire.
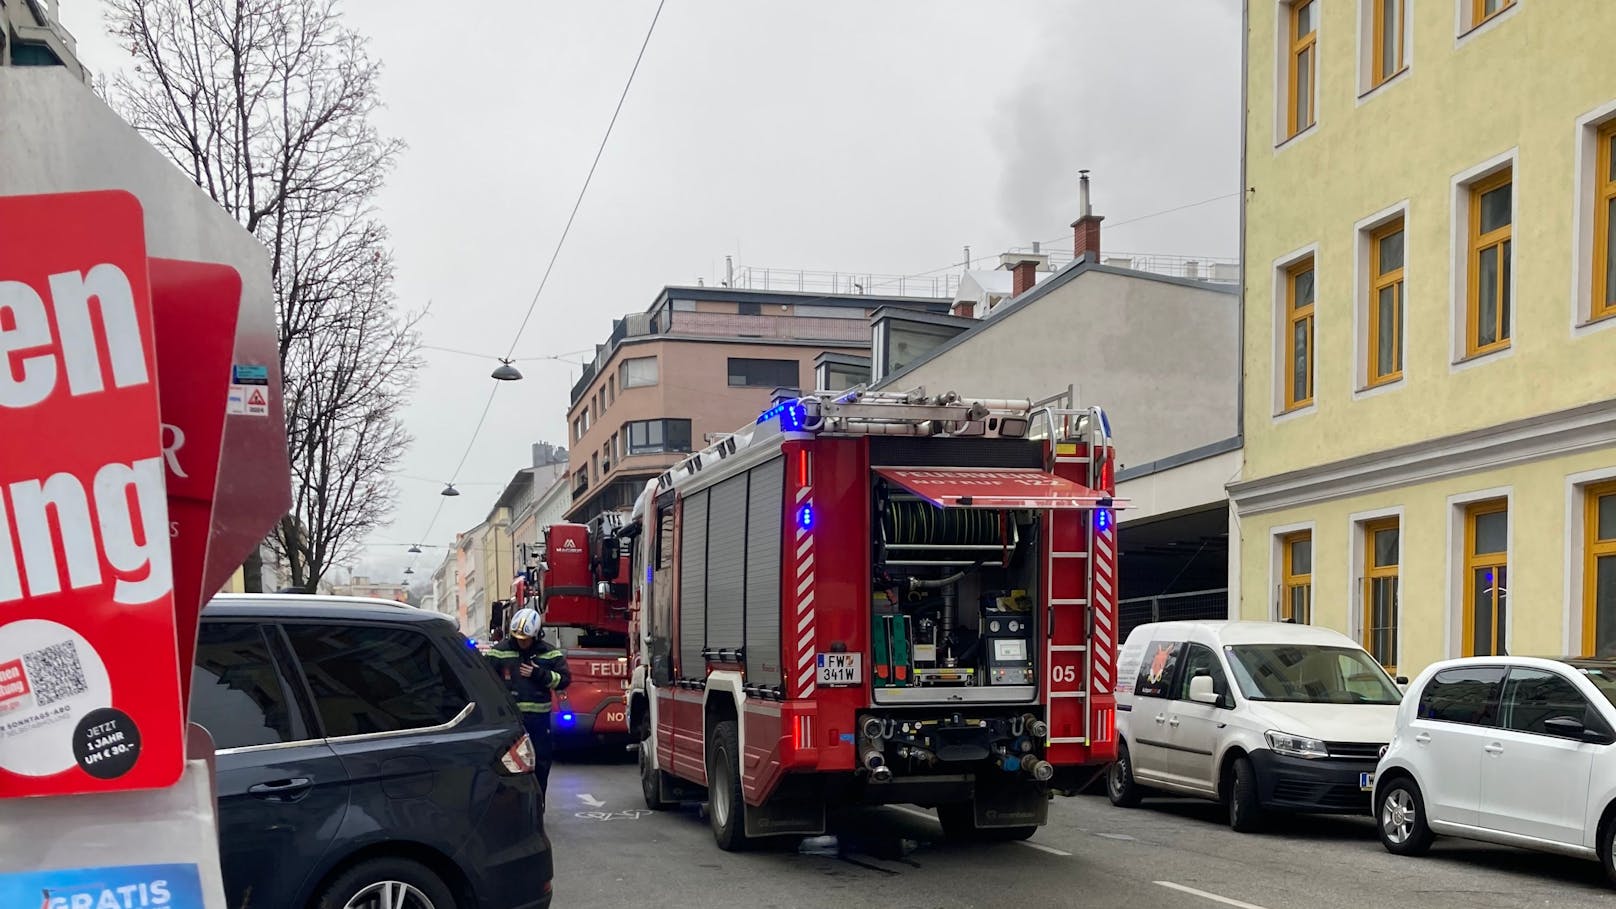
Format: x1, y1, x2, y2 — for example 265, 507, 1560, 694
1107, 741, 1143, 808
936, 802, 1036, 843
1227, 754, 1266, 833
639, 739, 674, 811
707, 719, 752, 851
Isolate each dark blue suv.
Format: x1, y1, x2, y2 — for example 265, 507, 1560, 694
191, 595, 553, 909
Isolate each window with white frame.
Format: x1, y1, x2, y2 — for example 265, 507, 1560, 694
1359, 0, 1409, 96
620, 356, 659, 389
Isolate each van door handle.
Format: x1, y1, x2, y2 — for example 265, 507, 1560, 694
1484, 742, 1504, 755
1168, 717, 1180, 728
1154, 713, 1166, 725
1414, 733, 1431, 745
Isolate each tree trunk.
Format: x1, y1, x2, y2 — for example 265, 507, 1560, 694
241, 546, 264, 593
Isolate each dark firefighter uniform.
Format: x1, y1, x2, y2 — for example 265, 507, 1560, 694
485, 633, 571, 792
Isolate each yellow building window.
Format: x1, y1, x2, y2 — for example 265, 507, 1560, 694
1368, 219, 1404, 385
1287, 1, 1317, 138
1363, 518, 1400, 670
1281, 531, 1313, 624
1284, 258, 1315, 410
1463, 499, 1509, 657
1593, 123, 1616, 323
1470, 0, 1514, 30
1583, 482, 1616, 658
1372, 0, 1406, 86
1466, 169, 1512, 357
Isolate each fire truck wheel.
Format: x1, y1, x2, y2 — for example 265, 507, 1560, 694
707, 719, 752, 851
1107, 741, 1143, 808
1227, 754, 1266, 833
640, 739, 674, 811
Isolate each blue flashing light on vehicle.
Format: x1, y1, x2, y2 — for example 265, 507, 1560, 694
757, 400, 807, 432
1095, 507, 1112, 533
797, 503, 814, 531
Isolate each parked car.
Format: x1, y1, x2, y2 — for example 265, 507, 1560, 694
190, 594, 554, 909
1374, 655, 1616, 884
1108, 620, 1404, 831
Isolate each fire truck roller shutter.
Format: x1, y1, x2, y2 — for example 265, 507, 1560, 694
679, 489, 710, 679
744, 457, 784, 688
705, 473, 748, 655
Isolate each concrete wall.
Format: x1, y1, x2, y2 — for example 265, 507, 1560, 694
885, 268, 1239, 473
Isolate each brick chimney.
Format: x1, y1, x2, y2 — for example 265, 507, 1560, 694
951, 299, 976, 318
1071, 169, 1104, 263
998, 249, 1050, 298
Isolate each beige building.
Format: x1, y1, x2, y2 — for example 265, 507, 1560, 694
1229, 0, 1616, 676
329, 576, 409, 603
564, 284, 949, 522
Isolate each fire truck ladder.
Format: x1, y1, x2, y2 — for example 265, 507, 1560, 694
1033, 405, 1114, 747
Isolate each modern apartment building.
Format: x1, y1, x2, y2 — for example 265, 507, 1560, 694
1230, 0, 1616, 675
564, 283, 949, 523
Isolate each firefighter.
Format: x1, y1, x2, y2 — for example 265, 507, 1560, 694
485, 606, 571, 793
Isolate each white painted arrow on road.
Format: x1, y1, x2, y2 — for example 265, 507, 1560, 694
577, 793, 606, 808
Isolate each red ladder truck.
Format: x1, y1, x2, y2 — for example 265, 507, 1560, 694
529, 515, 633, 751
621, 387, 1126, 849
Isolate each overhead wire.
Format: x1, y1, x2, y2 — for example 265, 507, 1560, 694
402, 0, 668, 571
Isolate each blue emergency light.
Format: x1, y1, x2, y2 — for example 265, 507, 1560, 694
1095, 507, 1112, 533
797, 503, 814, 530
758, 400, 807, 432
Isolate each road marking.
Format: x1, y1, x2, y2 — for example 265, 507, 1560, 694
577, 792, 606, 808
1154, 881, 1270, 909
1015, 840, 1072, 857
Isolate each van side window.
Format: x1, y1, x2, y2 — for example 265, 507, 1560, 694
1176, 643, 1229, 704
1134, 640, 1183, 699
1417, 665, 1504, 726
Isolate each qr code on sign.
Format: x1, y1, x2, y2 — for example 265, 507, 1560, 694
23, 640, 88, 706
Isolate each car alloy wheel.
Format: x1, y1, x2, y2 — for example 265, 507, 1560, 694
343, 881, 437, 909
1381, 787, 1417, 845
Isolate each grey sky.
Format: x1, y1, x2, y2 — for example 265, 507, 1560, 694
61, 0, 1242, 584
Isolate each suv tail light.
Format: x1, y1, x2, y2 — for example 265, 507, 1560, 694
500, 733, 536, 774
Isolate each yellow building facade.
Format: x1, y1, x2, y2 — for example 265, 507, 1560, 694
1231, 0, 1616, 677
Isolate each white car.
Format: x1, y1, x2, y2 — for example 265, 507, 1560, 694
1108, 621, 1403, 831
1374, 656, 1616, 884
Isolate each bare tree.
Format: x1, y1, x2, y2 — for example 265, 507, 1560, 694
106, 0, 421, 591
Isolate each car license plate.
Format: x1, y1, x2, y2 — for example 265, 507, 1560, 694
817, 652, 861, 686
1359, 771, 1375, 792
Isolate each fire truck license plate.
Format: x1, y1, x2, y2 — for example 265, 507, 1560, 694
817, 653, 861, 686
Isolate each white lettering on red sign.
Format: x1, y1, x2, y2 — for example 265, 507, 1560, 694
0, 265, 149, 407
0, 263, 171, 607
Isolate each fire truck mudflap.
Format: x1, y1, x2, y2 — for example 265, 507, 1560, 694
624, 388, 1126, 850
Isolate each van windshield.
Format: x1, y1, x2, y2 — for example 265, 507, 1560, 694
1224, 644, 1402, 705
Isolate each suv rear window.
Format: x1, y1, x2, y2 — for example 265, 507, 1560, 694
284, 624, 471, 738
1417, 665, 1504, 725
191, 622, 308, 750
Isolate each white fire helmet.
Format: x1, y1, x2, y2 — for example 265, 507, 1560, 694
509, 607, 542, 639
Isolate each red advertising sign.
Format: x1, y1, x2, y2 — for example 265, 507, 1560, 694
0, 191, 185, 797
149, 259, 242, 707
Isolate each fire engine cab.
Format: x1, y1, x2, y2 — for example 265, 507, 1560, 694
622, 387, 1126, 850
525, 515, 633, 750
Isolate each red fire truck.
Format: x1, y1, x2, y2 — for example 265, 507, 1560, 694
530, 515, 634, 751
621, 387, 1125, 850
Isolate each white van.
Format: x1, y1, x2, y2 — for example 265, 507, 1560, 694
1108, 620, 1403, 831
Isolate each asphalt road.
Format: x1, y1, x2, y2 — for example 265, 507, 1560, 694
545, 752, 1615, 909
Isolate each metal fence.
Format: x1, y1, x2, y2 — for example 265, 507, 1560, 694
1117, 588, 1229, 641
